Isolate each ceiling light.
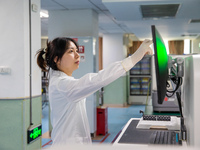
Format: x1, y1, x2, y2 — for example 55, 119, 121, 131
181, 34, 198, 37
40, 11, 49, 18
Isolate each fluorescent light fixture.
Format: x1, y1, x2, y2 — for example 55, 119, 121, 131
184, 39, 190, 54
164, 40, 169, 54
40, 11, 49, 18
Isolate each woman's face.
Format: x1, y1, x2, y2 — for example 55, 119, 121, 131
56, 41, 80, 76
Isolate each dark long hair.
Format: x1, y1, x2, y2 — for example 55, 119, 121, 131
36, 37, 79, 72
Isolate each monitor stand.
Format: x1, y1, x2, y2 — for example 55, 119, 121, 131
152, 91, 179, 112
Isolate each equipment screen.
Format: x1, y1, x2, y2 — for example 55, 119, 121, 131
151, 25, 168, 104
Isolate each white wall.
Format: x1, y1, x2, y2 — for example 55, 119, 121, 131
48, 9, 98, 40
0, 0, 41, 98
103, 34, 127, 68
0, 1, 42, 149
192, 36, 200, 54
102, 34, 128, 106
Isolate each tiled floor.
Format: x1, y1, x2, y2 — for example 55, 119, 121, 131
41, 104, 145, 148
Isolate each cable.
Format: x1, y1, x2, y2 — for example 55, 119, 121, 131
146, 80, 151, 106
176, 92, 183, 118
166, 77, 182, 97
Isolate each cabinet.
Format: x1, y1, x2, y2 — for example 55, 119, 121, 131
128, 56, 152, 104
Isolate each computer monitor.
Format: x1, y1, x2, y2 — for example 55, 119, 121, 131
151, 25, 169, 104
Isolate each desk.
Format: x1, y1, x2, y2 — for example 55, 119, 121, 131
114, 118, 150, 146
113, 118, 187, 146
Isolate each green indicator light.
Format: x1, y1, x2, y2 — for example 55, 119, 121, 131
28, 124, 42, 144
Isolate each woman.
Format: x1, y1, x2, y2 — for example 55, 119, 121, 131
36, 37, 152, 145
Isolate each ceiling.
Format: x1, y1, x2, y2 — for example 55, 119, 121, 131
41, 0, 200, 40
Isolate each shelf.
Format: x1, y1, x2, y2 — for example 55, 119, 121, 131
130, 56, 151, 75
129, 56, 152, 100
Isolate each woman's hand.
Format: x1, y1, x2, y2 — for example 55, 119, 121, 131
131, 39, 153, 66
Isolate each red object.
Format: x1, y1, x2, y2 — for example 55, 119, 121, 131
96, 107, 108, 135
164, 97, 168, 101
72, 38, 78, 42
78, 46, 84, 53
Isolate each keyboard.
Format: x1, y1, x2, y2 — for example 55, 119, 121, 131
143, 115, 171, 121
149, 130, 182, 145
136, 115, 180, 130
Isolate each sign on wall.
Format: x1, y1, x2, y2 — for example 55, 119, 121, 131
79, 45, 85, 62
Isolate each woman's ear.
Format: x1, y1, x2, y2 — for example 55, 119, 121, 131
54, 56, 59, 64
53, 56, 58, 63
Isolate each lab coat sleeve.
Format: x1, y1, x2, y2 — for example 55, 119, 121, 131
57, 57, 133, 102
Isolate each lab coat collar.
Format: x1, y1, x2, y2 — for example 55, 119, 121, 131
50, 68, 74, 79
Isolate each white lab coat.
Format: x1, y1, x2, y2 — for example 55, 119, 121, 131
49, 57, 133, 145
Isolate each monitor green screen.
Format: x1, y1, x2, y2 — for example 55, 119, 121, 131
152, 25, 168, 104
